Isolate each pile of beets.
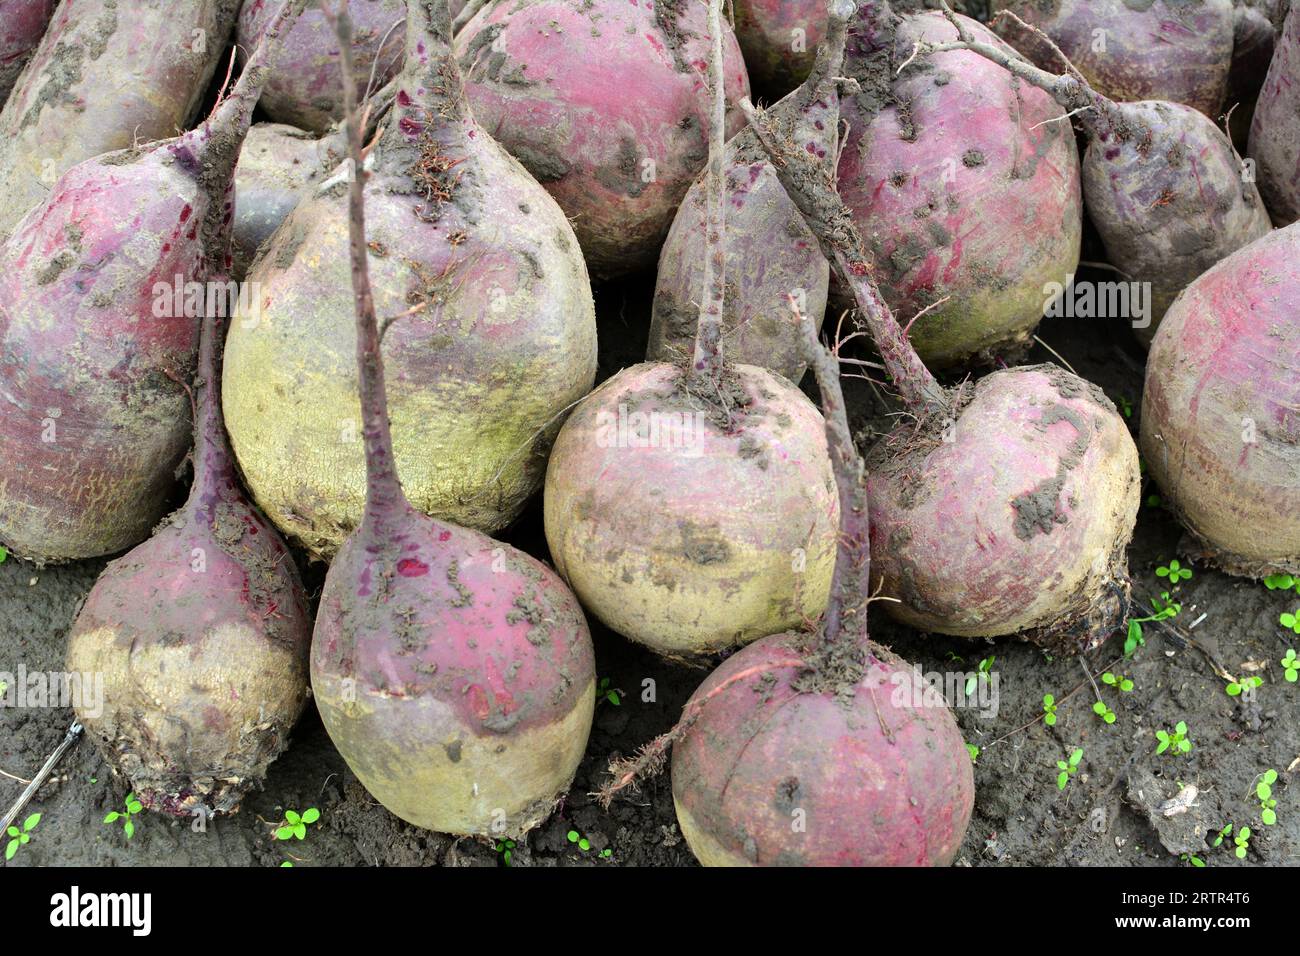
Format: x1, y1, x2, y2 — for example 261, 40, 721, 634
0, 0, 1295, 866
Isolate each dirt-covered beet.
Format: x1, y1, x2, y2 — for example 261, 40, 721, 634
744, 90, 1141, 652
0, 0, 241, 242
1249, 2, 1300, 224
1141, 223, 1300, 577
237, 0, 404, 134
223, 1, 597, 560
646, 2, 851, 383
0, 2, 305, 564
990, 0, 1236, 118
454, 0, 751, 279
311, 5, 595, 837
66, 305, 312, 819
0, 0, 55, 107
836, 1, 1081, 368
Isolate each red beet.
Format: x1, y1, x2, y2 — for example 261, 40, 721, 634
647, 2, 850, 382
0, 0, 54, 106
237, 0, 405, 134
1249, 2, 1300, 224
732, 0, 827, 96
0, 1, 307, 563
744, 91, 1140, 652
835, 1, 1081, 367
454, 0, 752, 278
0, 0, 241, 242
1142, 223, 1300, 576
932, 9, 1272, 344
310, 1, 596, 837
66, 305, 311, 819
990, 0, 1236, 117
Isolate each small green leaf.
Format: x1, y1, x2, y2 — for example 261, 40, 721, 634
127, 801, 142, 815
6, 826, 19, 838
280, 861, 293, 867
5, 839, 17, 861
294, 823, 307, 840
22, 813, 40, 832
275, 826, 294, 841
579, 838, 590, 851
1226, 683, 1242, 697
301, 808, 320, 825
104, 812, 120, 824
1189, 855, 1205, 868
1070, 748, 1083, 766
1261, 808, 1276, 826
1057, 772, 1068, 790
123, 820, 134, 840
1044, 713, 1056, 726
284, 810, 301, 825
567, 830, 579, 843
1235, 846, 1247, 859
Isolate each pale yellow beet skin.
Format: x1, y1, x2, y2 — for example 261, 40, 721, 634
544, 362, 838, 657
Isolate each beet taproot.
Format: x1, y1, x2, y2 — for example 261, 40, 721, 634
223, 0, 597, 559
646, 1, 851, 382
744, 91, 1140, 652
0, 1, 305, 563
237, 0, 404, 134
990, 0, 1235, 118
926, 7, 1272, 345
454, 0, 751, 278
834, 1, 1081, 368
0, 0, 55, 106
544, 1, 837, 658
311, 4, 595, 836
1249, 1, 1300, 224
0, 0, 241, 242
1141, 223, 1300, 577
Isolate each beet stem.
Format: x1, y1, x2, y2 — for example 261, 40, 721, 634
687, 0, 729, 390
739, 98, 950, 418
331, 4, 409, 532
190, 304, 237, 508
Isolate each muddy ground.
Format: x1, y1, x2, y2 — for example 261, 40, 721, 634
3, 258, 1298, 868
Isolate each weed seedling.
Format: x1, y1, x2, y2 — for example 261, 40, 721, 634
965, 656, 994, 697
5, 813, 40, 861
1056, 748, 1083, 790
1042, 693, 1058, 726
1101, 672, 1134, 692
1256, 770, 1279, 826
1181, 853, 1206, 867
1264, 573, 1299, 595
966, 743, 980, 763
1225, 676, 1262, 698
1157, 559, 1192, 584
1281, 610, 1300, 635
1212, 824, 1232, 849
1155, 721, 1192, 756
1092, 700, 1117, 724
275, 808, 320, 841
596, 677, 623, 707
1125, 598, 1180, 656
495, 838, 516, 866
1233, 826, 1251, 859
104, 793, 143, 839
0, 545, 7, 563
1282, 649, 1299, 683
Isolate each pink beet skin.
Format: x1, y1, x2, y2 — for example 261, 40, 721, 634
456, 0, 751, 278
1249, 2, 1300, 225
238, 0, 405, 134
838, 6, 1081, 367
671, 631, 974, 866
1142, 224, 1300, 575
732, 0, 827, 96
0, 0, 54, 105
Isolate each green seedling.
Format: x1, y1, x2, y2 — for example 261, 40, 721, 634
1281, 610, 1300, 635
964, 656, 994, 697
1056, 748, 1083, 791
1157, 559, 1192, 583
1264, 573, 1300, 595
495, 838, 516, 866
275, 808, 320, 841
1042, 693, 1058, 726
1155, 721, 1192, 756
1233, 826, 1251, 859
104, 793, 143, 839
1125, 596, 1182, 656
1092, 700, 1117, 724
280, 861, 293, 867
1282, 649, 1299, 683
596, 677, 622, 707
1212, 824, 1232, 848
0, 545, 7, 563
1101, 672, 1134, 692
1181, 853, 1206, 867
966, 743, 980, 763
1225, 676, 1262, 698
1256, 770, 1279, 826
5, 813, 40, 861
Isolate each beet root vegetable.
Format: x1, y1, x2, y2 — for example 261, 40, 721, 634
66, 305, 312, 818
990, 0, 1235, 117
647, 2, 852, 383
223, 1, 596, 560
604, 301, 973, 866
454, 0, 751, 279
237, 0, 404, 134
745, 93, 1141, 652
932, 9, 1273, 345
544, 2, 837, 658
0, 2, 306, 563
835, 1, 1081, 368
732, 0, 826, 96
1249, 2, 1300, 224
0, 0, 55, 106
1141, 224, 1300, 576
0, 0, 241, 242
312, 8, 595, 836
